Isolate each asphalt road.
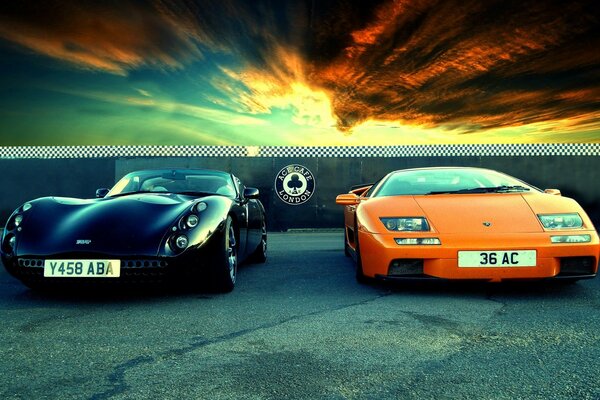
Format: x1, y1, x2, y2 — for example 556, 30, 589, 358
1, 231, 599, 400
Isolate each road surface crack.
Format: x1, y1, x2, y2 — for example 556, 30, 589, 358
89, 291, 392, 400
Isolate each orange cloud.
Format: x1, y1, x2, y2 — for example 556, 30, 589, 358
308, 0, 600, 135
0, 1, 202, 74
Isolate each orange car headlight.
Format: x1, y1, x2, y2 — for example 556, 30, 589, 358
538, 213, 583, 229
380, 217, 430, 231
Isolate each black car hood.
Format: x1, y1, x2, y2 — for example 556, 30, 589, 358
16, 193, 197, 257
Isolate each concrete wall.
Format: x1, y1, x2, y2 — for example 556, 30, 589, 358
1, 155, 598, 230
0, 157, 115, 217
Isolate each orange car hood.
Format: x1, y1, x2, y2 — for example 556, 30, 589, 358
362, 194, 549, 234
413, 194, 542, 233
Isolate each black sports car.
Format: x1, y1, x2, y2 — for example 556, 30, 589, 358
1, 168, 267, 292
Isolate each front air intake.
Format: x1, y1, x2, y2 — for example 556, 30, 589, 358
558, 257, 596, 276
388, 259, 424, 276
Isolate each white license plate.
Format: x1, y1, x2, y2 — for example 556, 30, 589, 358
44, 260, 121, 278
458, 251, 536, 268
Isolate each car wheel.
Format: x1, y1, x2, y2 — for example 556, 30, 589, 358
354, 227, 370, 284
344, 232, 350, 257
249, 219, 267, 263
210, 216, 238, 293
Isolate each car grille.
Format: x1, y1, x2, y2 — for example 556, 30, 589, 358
18, 258, 168, 269
18, 258, 44, 267
122, 259, 168, 268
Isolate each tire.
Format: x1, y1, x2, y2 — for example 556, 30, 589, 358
248, 219, 267, 263
210, 216, 238, 293
355, 247, 369, 284
354, 227, 370, 284
344, 232, 351, 257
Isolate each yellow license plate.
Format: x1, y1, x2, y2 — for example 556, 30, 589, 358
43, 260, 121, 278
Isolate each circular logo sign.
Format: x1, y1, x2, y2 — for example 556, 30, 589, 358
274, 164, 316, 205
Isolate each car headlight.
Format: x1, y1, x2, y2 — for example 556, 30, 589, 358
2, 233, 16, 254
176, 202, 206, 230
174, 235, 189, 249
179, 214, 200, 230
7, 203, 33, 230
538, 213, 583, 229
186, 214, 199, 228
195, 202, 207, 212
380, 217, 430, 231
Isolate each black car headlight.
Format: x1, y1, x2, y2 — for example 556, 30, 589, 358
14, 215, 23, 227
168, 233, 190, 252
186, 214, 199, 228
6, 203, 33, 231
380, 217, 430, 231
178, 214, 200, 230
2, 233, 16, 253
178, 202, 207, 230
194, 202, 207, 212
168, 202, 209, 252
174, 235, 189, 249
2, 203, 35, 255
538, 213, 583, 229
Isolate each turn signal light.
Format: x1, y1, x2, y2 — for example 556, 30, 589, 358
551, 235, 591, 243
395, 238, 441, 245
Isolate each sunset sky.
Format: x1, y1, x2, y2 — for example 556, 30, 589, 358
0, 0, 598, 146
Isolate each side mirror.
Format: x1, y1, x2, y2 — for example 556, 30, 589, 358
243, 187, 260, 199
350, 185, 372, 196
336, 193, 360, 205
96, 188, 110, 198
544, 189, 561, 196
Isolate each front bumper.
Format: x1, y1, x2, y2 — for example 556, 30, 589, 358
358, 230, 600, 282
1, 252, 207, 288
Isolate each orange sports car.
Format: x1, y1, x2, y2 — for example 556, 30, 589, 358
336, 167, 599, 283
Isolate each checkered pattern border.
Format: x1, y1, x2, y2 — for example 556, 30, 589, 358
0, 145, 248, 159
0, 144, 598, 159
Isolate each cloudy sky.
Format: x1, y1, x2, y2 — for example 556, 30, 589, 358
0, 0, 598, 146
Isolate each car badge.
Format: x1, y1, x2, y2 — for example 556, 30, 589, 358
76, 239, 92, 245
482, 222, 492, 227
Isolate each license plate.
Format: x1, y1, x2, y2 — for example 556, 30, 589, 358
44, 260, 121, 278
458, 251, 536, 268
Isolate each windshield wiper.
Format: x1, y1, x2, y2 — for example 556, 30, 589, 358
489, 185, 530, 192
427, 185, 530, 195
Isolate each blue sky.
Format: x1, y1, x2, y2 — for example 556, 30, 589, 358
0, 0, 598, 146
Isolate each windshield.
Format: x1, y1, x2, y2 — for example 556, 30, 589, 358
107, 169, 237, 198
373, 168, 538, 197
